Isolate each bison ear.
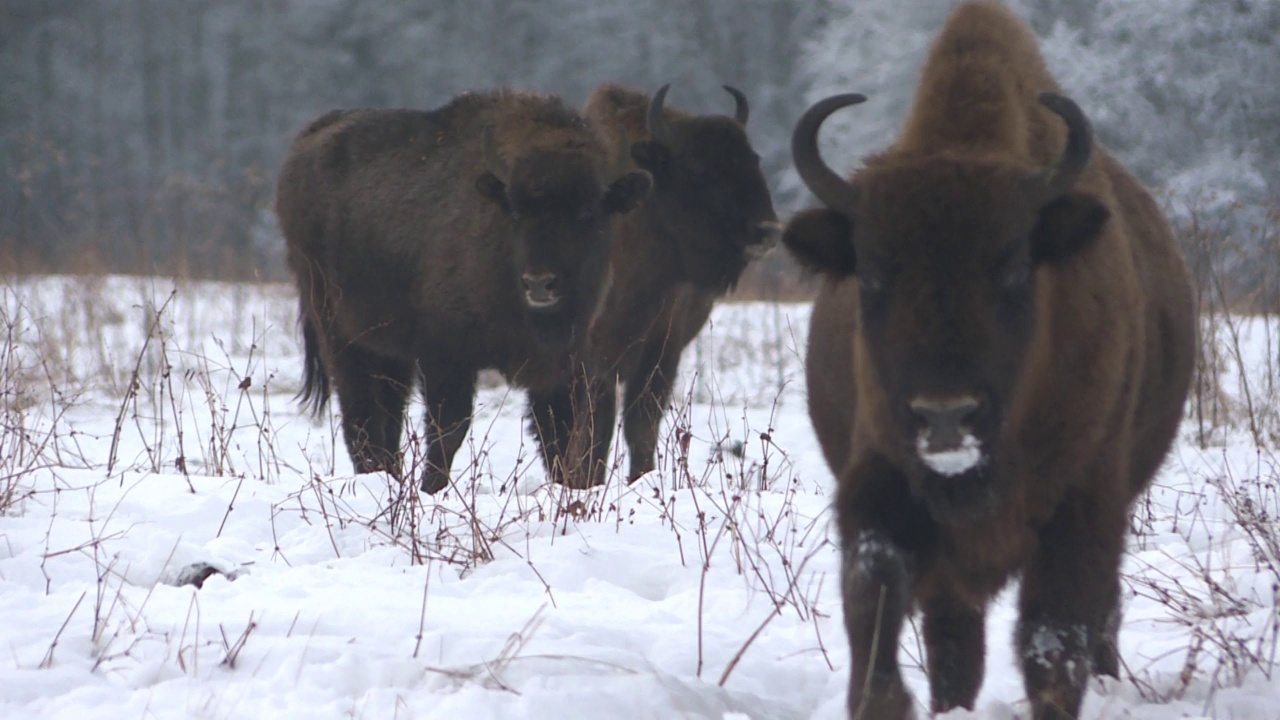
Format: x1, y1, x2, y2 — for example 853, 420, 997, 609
630, 140, 670, 175
603, 170, 653, 215
1030, 192, 1109, 265
782, 208, 856, 277
474, 172, 510, 212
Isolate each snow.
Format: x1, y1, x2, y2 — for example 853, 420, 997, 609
851, 530, 902, 578
917, 434, 985, 477
1022, 623, 1087, 682
2, 276, 1279, 719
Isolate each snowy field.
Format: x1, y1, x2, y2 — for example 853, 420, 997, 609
1, 275, 1277, 719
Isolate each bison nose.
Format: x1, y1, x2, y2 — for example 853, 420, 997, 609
909, 396, 981, 450
522, 271, 561, 308
747, 221, 782, 258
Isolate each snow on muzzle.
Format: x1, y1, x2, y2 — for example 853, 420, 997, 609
909, 395, 986, 476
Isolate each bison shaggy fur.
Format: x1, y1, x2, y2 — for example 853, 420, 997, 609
782, 3, 1197, 718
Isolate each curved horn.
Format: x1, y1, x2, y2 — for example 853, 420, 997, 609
723, 85, 749, 125
791, 93, 867, 213
647, 84, 676, 146
1036, 92, 1092, 201
481, 124, 511, 182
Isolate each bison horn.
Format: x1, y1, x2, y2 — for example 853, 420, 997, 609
1036, 93, 1092, 201
791, 93, 867, 213
647, 84, 676, 147
481, 124, 511, 182
723, 85, 749, 125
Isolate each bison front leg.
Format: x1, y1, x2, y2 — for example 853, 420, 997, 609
842, 528, 917, 720
622, 346, 678, 482
922, 590, 986, 713
527, 385, 574, 483
1017, 491, 1127, 720
528, 374, 616, 490
562, 371, 616, 489
418, 368, 475, 494
332, 347, 413, 477
1092, 596, 1122, 679
838, 455, 929, 720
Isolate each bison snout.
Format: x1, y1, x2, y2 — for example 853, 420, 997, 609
522, 271, 562, 309
910, 396, 980, 446
909, 396, 987, 476
747, 221, 783, 258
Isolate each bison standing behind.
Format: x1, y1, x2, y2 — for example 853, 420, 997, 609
782, 3, 1196, 719
523, 83, 780, 486
276, 90, 652, 493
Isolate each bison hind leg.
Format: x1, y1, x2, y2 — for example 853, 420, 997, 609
417, 367, 476, 495
622, 348, 679, 483
333, 347, 414, 478
922, 590, 987, 713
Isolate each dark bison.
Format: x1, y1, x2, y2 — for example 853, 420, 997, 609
276, 89, 652, 493
524, 83, 781, 486
781, 3, 1196, 719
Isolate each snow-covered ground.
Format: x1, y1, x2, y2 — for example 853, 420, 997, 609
1, 275, 1277, 719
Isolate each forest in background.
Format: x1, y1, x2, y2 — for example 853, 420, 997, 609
2, 0, 1277, 303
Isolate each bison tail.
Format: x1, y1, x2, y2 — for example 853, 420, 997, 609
298, 314, 331, 417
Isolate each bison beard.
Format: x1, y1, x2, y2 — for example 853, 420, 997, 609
783, 2, 1197, 719
277, 89, 651, 494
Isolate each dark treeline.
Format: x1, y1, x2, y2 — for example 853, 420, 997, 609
2, 0, 1277, 299
0, 0, 826, 280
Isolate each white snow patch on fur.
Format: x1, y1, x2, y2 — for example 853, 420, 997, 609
917, 433, 984, 475
1024, 624, 1088, 672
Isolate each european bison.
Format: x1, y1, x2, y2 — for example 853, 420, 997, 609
276, 89, 652, 493
524, 83, 781, 486
782, 3, 1196, 719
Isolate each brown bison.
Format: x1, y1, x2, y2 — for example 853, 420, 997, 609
276, 89, 652, 493
781, 3, 1196, 719
523, 83, 781, 486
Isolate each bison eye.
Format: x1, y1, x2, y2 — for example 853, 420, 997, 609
857, 275, 884, 296
1002, 263, 1031, 292
686, 159, 714, 179
998, 262, 1034, 315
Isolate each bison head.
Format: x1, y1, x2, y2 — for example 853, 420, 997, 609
785, 92, 1110, 524
476, 126, 652, 333
628, 85, 781, 289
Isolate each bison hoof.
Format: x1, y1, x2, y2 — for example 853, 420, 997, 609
1092, 638, 1120, 679
848, 677, 916, 720
559, 475, 604, 490
626, 465, 654, 485
355, 457, 402, 479
555, 463, 607, 490
419, 471, 449, 495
